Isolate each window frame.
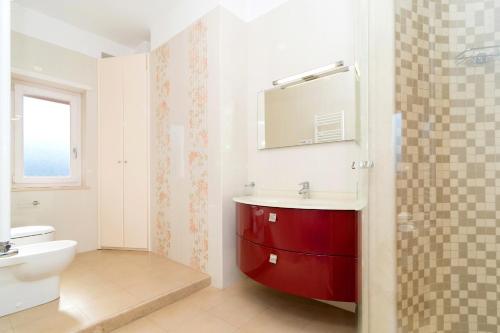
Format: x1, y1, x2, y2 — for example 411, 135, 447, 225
13, 82, 82, 188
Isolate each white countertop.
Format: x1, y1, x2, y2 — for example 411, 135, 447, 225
233, 196, 365, 211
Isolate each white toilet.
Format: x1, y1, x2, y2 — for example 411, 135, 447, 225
10, 225, 56, 246
0, 226, 77, 317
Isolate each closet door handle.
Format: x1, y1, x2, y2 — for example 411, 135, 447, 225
117, 161, 122, 164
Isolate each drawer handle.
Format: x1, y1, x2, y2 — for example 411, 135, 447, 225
269, 254, 278, 264
268, 213, 277, 223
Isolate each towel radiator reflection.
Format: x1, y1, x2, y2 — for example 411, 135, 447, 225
314, 111, 345, 143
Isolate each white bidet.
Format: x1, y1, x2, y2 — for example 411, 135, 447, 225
0, 240, 77, 316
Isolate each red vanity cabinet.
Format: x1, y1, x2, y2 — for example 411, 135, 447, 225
236, 202, 359, 303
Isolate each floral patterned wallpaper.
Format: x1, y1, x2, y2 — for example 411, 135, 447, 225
187, 21, 209, 271
151, 17, 210, 273
152, 44, 172, 257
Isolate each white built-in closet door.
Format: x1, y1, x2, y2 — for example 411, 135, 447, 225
122, 54, 149, 249
98, 57, 124, 248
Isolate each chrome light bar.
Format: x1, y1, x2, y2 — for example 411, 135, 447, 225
272, 61, 350, 89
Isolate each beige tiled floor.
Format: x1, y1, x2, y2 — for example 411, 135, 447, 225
112, 278, 357, 333
0, 250, 209, 333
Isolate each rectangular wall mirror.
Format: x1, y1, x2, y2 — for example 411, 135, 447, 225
258, 66, 358, 149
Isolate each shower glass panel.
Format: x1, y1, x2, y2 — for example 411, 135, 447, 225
396, 1, 499, 332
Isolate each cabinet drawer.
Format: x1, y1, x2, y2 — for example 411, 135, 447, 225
236, 203, 357, 256
237, 236, 356, 302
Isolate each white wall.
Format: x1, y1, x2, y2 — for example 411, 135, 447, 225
11, 3, 133, 58
0, 0, 12, 243
150, 0, 290, 49
221, 0, 290, 22
11, 32, 99, 253
149, 0, 360, 289
149, 7, 248, 289
365, 0, 397, 330
217, 0, 359, 287
149, 9, 223, 285
218, 8, 248, 287
246, 0, 359, 195
150, 0, 219, 49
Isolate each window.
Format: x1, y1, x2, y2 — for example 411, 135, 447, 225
13, 83, 82, 187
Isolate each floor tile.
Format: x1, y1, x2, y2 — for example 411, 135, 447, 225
7, 300, 69, 328
114, 278, 357, 333
125, 276, 183, 302
169, 313, 238, 333
236, 302, 311, 333
207, 292, 270, 327
76, 290, 140, 321
112, 317, 165, 333
2, 250, 209, 332
179, 286, 227, 311
147, 297, 205, 331
0, 317, 12, 333
13, 306, 88, 333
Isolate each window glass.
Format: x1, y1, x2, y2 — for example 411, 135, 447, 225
22, 96, 71, 177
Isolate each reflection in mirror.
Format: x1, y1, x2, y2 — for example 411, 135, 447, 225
258, 67, 358, 149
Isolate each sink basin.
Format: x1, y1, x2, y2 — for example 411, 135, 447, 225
233, 196, 365, 211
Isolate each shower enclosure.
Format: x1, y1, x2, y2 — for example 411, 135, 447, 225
396, 0, 500, 332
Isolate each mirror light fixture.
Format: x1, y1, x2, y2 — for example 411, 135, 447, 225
272, 61, 350, 89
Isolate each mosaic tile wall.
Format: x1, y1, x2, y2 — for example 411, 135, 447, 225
396, 0, 500, 332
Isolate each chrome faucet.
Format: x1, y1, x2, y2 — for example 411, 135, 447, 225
0, 241, 18, 258
0, 241, 10, 253
298, 181, 310, 199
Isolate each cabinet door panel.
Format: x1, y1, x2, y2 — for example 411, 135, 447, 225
237, 203, 358, 256
98, 57, 124, 248
122, 54, 149, 249
237, 236, 357, 302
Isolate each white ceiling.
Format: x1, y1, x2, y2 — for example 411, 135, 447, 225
15, 0, 180, 48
